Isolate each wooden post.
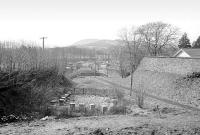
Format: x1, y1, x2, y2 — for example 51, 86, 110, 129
94, 89, 96, 96
102, 106, 108, 114
70, 103, 75, 112
40, 37, 47, 50
79, 103, 85, 112
59, 99, 65, 106
90, 104, 95, 112
124, 106, 126, 115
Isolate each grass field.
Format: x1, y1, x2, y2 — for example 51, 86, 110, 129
73, 70, 131, 89
73, 76, 114, 89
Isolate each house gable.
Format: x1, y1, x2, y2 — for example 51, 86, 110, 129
176, 50, 191, 57
174, 48, 200, 58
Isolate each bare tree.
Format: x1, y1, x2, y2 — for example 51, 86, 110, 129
118, 27, 144, 96
137, 22, 179, 56
109, 45, 128, 78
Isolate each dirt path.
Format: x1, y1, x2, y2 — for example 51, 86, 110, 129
96, 77, 200, 112
1, 112, 200, 135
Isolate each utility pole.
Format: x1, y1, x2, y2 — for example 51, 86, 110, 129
106, 53, 110, 77
94, 48, 96, 78
40, 37, 47, 50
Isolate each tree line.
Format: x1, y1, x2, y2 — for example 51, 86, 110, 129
0, 41, 100, 73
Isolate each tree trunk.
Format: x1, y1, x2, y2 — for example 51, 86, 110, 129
130, 65, 134, 96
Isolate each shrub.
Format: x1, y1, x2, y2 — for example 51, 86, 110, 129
109, 105, 127, 114
0, 67, 74, 121
114, 89, 124, 101
83, 107, 102, 116
186, 72, 200, 79
136, 91, 144, 108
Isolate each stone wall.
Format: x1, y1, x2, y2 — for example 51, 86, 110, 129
133, 57, 200, 108
138, 57, 200, 75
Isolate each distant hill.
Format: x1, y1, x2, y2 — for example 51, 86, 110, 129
72, 39, 119, 50
72, 39, 100, 45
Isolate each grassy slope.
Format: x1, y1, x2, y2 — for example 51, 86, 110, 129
132, 69, 200, 108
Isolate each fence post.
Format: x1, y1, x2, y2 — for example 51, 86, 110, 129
73, 88, 75, 95
79, 103, 85, 113
83, 88, 84, 94
70, 103, 75, 112
102, 105, 108, 115
90, 104, 95, 112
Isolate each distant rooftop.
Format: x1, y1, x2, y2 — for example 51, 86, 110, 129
173, 48, 200, 58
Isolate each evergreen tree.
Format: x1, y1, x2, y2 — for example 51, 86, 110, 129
192, 36, 200, 48
178, 33, 191, 48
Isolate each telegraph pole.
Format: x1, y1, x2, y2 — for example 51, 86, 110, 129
94, 48, 96, 78
106, 53, 110, 77
40, 37, 47, 50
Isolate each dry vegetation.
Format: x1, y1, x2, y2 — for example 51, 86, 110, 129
175, 72, 200, 107
1, 38, 200, 134
0, 68, 74, 122
1, 110, 200, 135
0, 41, 66, 72
0, 41, 76, 123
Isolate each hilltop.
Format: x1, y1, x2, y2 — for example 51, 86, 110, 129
72, 39, 119, 50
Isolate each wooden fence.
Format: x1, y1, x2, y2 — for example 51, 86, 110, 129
71, 87, 117, 97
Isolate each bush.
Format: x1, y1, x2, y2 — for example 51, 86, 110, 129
186, 72, 200, 79
0, 113, 36, 123
109, 105, 127, 114
136, 92, 144, 108
0, 67, 74, 121
114, 89, 124, 101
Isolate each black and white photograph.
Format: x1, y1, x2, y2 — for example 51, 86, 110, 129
0, 0, 200, 134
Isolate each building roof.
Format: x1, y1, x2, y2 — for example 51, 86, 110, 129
174, 48, 200, 58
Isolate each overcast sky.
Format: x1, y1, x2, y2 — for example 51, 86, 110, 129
0, 0, 199, 47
